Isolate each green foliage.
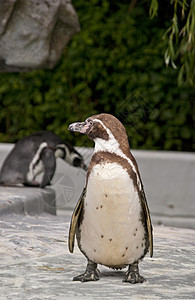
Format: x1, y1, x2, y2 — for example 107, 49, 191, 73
149, 0, 159, 18
0, 0, 194, 151
150, 0, 195, 86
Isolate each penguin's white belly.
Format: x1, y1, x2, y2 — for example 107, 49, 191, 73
79, 162, 146, 268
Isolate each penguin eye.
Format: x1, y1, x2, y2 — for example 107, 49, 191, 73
87, 119, 93, 126
73, 157, 82, 167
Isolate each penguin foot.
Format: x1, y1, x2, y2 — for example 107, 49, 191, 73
23, 181, 40, 187
123, 262, 145, 284
73, 261, 100, 282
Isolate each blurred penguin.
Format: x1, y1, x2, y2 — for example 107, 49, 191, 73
0, 131, 87, 188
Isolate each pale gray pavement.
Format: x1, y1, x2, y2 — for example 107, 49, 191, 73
0, 213, 195, 300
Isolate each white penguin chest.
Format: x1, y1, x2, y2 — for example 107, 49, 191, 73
79, 162, 146, 268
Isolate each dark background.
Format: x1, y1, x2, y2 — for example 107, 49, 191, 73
0, 0, 194, 151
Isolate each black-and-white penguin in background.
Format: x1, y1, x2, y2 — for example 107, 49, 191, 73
0, 131, 87, 188
68, 113, 153, 283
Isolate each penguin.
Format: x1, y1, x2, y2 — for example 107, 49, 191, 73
0, 131, 87, 188
68, 113, 153, 283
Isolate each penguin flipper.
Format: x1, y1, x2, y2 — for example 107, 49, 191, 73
40, 148, 56, 188
68, 187, 86, 253
140, 189, 153, 258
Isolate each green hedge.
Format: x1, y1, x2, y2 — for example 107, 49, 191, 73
0, 0, 194, 151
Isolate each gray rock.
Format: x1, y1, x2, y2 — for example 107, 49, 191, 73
0, 0, 80, 71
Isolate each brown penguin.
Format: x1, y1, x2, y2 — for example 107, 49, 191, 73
68, 113, 153, 283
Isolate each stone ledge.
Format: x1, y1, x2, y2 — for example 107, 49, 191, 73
0, 186, 56, 216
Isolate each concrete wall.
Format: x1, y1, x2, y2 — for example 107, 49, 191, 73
132, 150, 195, 229
0, 143, 194, 229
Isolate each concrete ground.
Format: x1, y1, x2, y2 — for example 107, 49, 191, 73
0, 212, 195, 300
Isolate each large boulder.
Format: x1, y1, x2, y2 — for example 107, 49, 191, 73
0, 0, 80, 72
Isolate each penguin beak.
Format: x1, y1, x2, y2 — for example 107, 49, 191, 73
80, 162, 88, 171
68, 120, 93, 134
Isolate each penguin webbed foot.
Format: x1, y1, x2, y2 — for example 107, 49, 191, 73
73, 261, 100, 282
23, 181, 41, 187
123, 262, 145, 284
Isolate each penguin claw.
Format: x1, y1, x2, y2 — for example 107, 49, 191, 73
123, 272, 145, 284
123, 262, 146, 284
73, 269, 100, 282
73, 260, 100, 282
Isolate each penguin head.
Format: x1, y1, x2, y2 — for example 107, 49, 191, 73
55, 144, 87, 171
68, 113, 129, 152
70, 150, 87, 170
